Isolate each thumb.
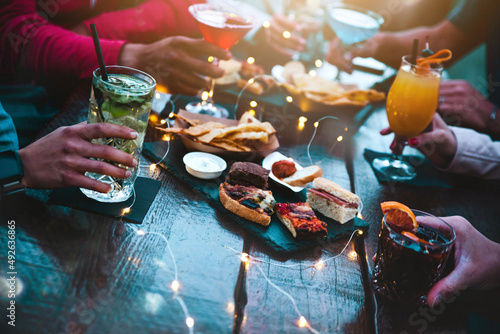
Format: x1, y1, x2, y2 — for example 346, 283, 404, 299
427, 265, 467, 307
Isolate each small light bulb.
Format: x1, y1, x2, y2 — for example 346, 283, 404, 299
345, 127, 349, 132
347, 250, 358, 261
337, 135, 343, 142
249, 100, 257, 108
315, 59, 323, 68
150, 164, 156, 171
248, 78, 255, 84
315, 260, 325, 270
201, 91, 209, 101
226, 302, 235, 313
136, 229, 146, 236
263, 20, 270, 28
186, 317, 194, 328
208, 56, 214, 63
314, 121, 319, 128
122, 207, 131, 215
162, 134, 170, 141
169, 112, 175, 119
298, 316, 308, 328
299, 116, 307, 123
240, 253, 249, 263
247, 57, 255, 64
357, 212, 364, 219
149, 114, 158, 123
309, 70, 317, 77
155, 92, 161, 99
171, 280, 180, 292
248, 109, 256, 116
358, 229, 364, 235
283, 31, 291, 39
286, 96, 293, 103
160, 119, 166, 124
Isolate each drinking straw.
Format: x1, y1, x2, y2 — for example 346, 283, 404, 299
411, 39, 419, 65
90, 23, 109, 81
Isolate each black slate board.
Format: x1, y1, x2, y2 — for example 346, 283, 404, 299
143, 140, 368, 252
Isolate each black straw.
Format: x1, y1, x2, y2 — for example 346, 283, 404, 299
411, 39, 419, 65
90, 23, 108, 81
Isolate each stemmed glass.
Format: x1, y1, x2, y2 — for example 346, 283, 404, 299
326, 3, 384, 80
185, 3, 254, 118
372, 56, 443, 180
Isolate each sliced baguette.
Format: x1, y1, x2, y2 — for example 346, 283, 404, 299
312, 177, 361, 204
307, 193, 358, 224
219, 184, 271, 226
282, 165, 323, 187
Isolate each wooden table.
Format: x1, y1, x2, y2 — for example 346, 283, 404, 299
1, 81, 500, 334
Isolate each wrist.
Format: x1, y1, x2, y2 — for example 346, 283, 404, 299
17, 148, 31, 188
118, 43, 143, 69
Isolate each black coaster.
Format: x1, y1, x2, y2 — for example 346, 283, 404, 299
49, 177, 161, 224
363, 149, 452, 188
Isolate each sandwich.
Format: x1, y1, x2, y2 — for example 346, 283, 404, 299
275, 202, 328, 239
306, 178, 361, 224
220, 162, 275, 226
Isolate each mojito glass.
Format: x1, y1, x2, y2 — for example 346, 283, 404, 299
81, 66, 156, 202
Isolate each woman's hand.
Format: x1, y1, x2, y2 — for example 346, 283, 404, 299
265, 14, 306, 59
18, 122, 138, 193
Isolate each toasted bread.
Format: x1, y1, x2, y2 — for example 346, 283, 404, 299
219, 183, 272, 226
281, 165, 323, 187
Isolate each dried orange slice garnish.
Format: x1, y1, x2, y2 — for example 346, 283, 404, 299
380, 201, 418, 233
416, 49, 453, 69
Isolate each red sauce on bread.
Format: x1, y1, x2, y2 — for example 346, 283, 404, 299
272, 160, 297, 179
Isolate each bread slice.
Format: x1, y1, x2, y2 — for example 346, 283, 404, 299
282, 165, 323, 187
307, 178, 361, 224
219, 184, 271, 226
275, 202, 328, 239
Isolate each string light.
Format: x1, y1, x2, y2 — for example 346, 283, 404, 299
171, 280, 180, 292
347, 250, 358, 261
186, 317, 194, 328
247, 57, 255, 64
240, 252, 249, 263
309, 70, 317, 77
150, 164, 157, 171
298, 316, 308, 328
286, 96, 293, 103
299, 116, 307, 123
122, 207, 131, 215
358, 229, 364, 235
150, 114, 158, 123
263, 20, 270, 28
314, 121, 319, 128
315, 260, 325, 270
160, 119, 166, 124
207, 56, 214, 63
155, 92, 161, 99
337, 135, 343, 142
315, 59, 323, 68
226, 302, 235, 313
248, 78, 255, 84
162, 134, 171, 142
357, 213, 364, 220
169, 112, 175, 119
249, 100, 257, 108
248, 109, 256, 116
136, 229, 146, 236
201, 91, 209, 101
307, 116, 348, 166
233, 74, 268, 114
283, 31, 291, 39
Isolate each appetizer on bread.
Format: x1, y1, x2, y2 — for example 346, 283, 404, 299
219, 182, 275, 226
282, 165, 323, 187
275, 202, 328, 239
306, 177, 361, 224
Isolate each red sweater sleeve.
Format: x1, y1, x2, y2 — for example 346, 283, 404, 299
82, 0, 203, 43
0, 0, 125, 82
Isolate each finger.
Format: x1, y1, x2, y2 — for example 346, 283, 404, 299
427, 265, 468, 307
269, 33, 305, 52
167, 68, 209, 89
78, 158, 132, 180
273, 13, 302, 31
88, 144, 137, 167
166, 79, 201, 96
63, 172, 112, 193
325, 39, 353, 73
380, 127, 393, 136
183, 39, 232, 60
81, 123, 138, 141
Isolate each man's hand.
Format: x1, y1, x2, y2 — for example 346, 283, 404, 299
326, 35, 381, 73
427, 216, 500, 307
438, 80, 497, 134
265, 14, 306, 59
18, 122, 138, 193
119, 36, 232, 96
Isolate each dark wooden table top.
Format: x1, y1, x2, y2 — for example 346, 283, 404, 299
1, 77, 500, 334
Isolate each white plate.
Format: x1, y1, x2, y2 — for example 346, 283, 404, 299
271, 63, 339, 84
183, 152, 227, 179
262, 152, 305, 192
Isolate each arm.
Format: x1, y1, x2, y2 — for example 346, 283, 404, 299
0, 1, 125, 81
75, 0, 201, 43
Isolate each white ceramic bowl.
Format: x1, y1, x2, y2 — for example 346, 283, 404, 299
183, 152, 227, 179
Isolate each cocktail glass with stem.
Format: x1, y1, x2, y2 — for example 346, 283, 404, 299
185, 3, 254, 118
326, 3, 384, 80
372, 55, 443, 181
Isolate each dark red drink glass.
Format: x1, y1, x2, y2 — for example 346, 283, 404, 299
372, 210, 456, 304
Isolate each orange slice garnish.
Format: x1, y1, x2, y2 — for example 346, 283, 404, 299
402, 231, 430, 244
380, 201, 418, 233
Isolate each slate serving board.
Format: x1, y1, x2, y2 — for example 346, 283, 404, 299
144, 139, 368, 253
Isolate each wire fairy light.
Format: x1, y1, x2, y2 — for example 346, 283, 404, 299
307, 116, 349, 166
133, 227, 194, 334
225, 230, 363, 333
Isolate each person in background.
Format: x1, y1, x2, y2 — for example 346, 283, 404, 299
0, 103, 137, 197
0, 0, 231, 99
326, 0, 500, 139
